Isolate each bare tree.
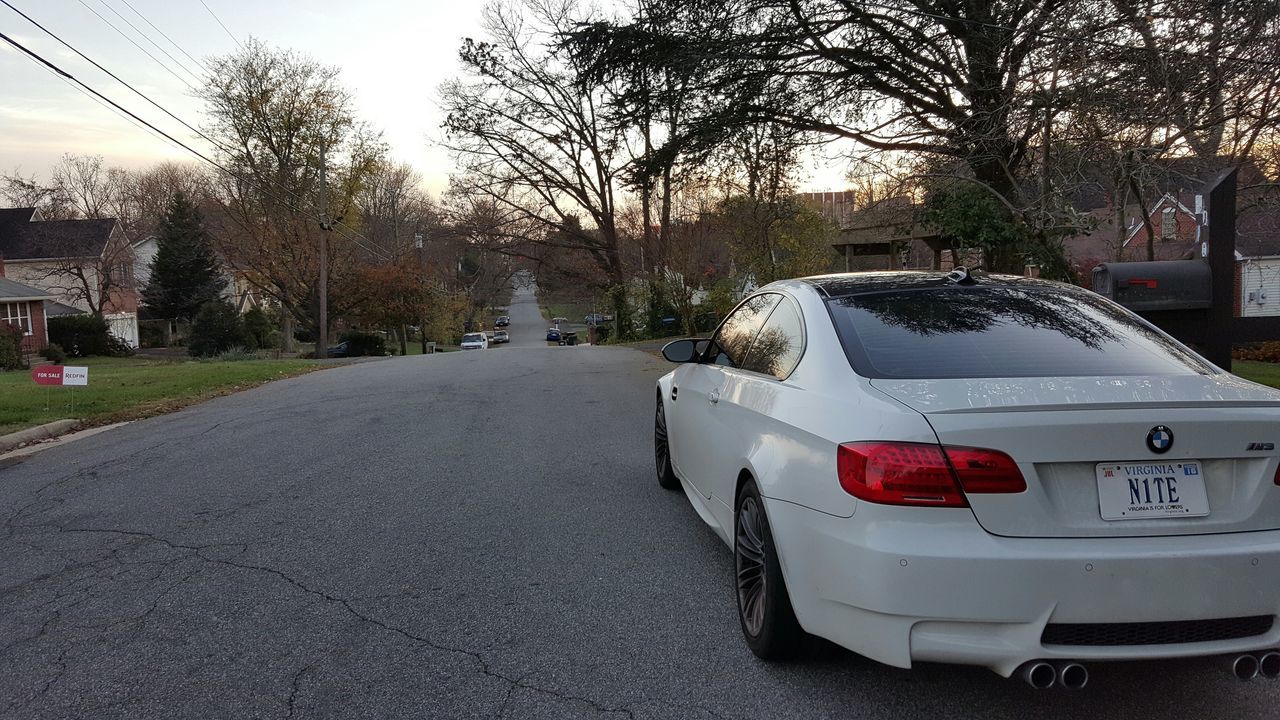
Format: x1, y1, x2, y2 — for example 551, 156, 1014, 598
440, 1, 631, 319
199, 39, 386, 339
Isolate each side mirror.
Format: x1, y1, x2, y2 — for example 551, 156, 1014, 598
662, 338, 704, 363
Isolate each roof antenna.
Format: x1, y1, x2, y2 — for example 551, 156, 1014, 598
946, 266, 977, 285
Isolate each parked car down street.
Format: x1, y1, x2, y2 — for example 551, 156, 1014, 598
460, 332, 488, 350
495, 316, 510, 327
655, 269, 1280, 688
545, 327, 562, 342
491, 330, 509, 344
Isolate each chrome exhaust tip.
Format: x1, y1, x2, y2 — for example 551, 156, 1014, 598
1227, 653, 1260, 681
1057, 662, 1088, 689
1258, 652, 1280, 679
1019, 661, 1056, 689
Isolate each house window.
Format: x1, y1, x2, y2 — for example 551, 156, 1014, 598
1161, 207, 1176, 241
1, 302, 32, 335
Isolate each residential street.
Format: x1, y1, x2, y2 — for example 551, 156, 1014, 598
2, 289, 1279, 719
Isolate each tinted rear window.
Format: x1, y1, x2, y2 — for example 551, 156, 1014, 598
827, 285, 1215, 379
463, 334, 484, 342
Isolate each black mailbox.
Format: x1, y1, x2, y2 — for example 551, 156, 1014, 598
1092, 260, 1212, 311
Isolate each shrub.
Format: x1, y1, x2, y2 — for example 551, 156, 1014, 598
40, 343, 67, 364
1234, 342, 1280, 363
189, 301, 250, 357
0, 322, 24, 371
339, 330, 387, 357
208, 346, 260, 362
47, 315, 111, 357
138, 320, 166, 348
243, 307, 276, 349
593, 325, 611, 344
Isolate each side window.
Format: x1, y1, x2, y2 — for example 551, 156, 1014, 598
741, 297, 805, 379
708, 294, 780, 368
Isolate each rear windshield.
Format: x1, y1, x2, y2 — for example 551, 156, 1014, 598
827, 285, 1215, 379
463, 334, 484, 342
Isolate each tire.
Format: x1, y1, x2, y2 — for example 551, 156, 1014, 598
654, 396, 681, 490
735, 481, 805, 660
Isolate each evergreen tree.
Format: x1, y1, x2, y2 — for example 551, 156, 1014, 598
142, 191, 227, 321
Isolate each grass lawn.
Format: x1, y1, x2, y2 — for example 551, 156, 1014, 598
0, 356, 318, 436
1232, 361, 1280, 390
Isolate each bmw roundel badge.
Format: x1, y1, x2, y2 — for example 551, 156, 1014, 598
1146, 426, 1174, 454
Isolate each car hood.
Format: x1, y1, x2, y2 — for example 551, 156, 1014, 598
869, 373, 1280, 414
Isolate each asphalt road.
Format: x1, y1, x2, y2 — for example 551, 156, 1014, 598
3, 289, 1280, 719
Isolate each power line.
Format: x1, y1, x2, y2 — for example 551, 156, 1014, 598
1, 0, 213, 152
118, 0, 211, 75
197, 0, 242, 50
100, 0, 206, 79
95, 0, 204, 83
73, 0, 196, 89
0, 28, 393, 262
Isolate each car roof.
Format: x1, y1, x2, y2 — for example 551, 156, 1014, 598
792, 270, 1069, 298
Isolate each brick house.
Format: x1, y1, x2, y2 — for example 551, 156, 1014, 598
0, 207, 139, 346
0, 257, 56, 354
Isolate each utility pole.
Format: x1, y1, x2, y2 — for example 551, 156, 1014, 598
317, 147, 332, 358
416, 232, 426, 354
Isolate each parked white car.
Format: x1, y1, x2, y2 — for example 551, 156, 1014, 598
655, 269, 1280, 687
460, 332, 488, 351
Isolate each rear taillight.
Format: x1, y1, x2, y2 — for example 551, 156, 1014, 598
837, 442, 967, 507
837, 442, 1025, 507
945, 446, 1027, 494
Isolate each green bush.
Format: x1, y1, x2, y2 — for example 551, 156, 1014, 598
46, 315, 131, 357
0, 322, 24, 370
138, 321, 166, 348
339, 331, 387, 357
593, 325, 611, 344
189, 301, 250, 357
243, 307, 277, 349
40, 343, 67, 364
207, 346, 260, 362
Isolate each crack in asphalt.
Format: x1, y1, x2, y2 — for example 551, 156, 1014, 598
31, 526, 638, 719
284, 665, 310, 719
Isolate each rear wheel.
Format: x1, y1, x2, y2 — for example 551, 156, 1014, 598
735, 481, 804, 659
654, 396, 680, 490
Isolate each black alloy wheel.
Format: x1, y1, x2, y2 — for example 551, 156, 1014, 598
654, 397, 680, 490
735, 481, 804, 659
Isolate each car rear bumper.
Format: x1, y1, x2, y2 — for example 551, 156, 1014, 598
766, 500, 1280, 676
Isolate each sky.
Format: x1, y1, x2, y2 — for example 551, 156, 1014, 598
0, 0, 848, 199
0, 0, 485, 195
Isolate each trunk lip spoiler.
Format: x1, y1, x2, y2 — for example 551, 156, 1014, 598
917, 400, 1280, 415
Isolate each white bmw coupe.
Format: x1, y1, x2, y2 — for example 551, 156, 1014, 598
655, 270, 1280, 688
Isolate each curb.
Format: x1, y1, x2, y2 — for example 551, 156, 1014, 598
0, 419, 82, 454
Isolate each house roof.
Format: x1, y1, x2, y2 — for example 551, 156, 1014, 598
0, 214, 118, 260
43, 300, 85, 316
0, 277, 56, 302
0, 207, 37, 240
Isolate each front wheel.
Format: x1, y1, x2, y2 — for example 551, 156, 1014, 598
654, 397, 680, 490
735, 481, 805, 660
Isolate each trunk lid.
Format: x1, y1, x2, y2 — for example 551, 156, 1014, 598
871, 374, 1280, 538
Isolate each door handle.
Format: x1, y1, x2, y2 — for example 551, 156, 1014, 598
709, 387, 721, 404
671, 386, 678, 402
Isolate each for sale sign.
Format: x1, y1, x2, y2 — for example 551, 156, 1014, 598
31, 365, 88, 386
31, 365, 62, 385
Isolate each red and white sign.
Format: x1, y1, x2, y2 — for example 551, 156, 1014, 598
31, 365, 88, 386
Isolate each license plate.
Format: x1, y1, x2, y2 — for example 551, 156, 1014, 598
1095, 461, 1210, 521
